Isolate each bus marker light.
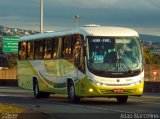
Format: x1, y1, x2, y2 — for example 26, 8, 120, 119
139, 88, 143, 92
89, 88, 93, 92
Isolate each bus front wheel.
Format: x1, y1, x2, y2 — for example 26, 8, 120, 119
116, 96, 128, 103
34, 81, 50, 98
68, 83, 80, 103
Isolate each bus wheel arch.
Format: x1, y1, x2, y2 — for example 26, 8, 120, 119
33, 77, 38, 91
33, 77, 41, 98
67, 79, 80, 103
33, 77, 50, 98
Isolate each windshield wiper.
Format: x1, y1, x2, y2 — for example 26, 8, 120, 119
119, 58, 133, 73
115, 52, 133, 73
114, 43, 133, 73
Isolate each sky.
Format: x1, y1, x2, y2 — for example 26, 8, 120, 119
0, 0, 160, 36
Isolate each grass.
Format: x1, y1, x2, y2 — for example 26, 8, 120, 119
0, 103, 49, 119
0, 103, 24, 113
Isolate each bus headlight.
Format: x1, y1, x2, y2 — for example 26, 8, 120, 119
135, 78, 144, 85
96, 82, 101, 86
88, 78, 105, 86
130, 83, 135, 86
130, 78, 144, 86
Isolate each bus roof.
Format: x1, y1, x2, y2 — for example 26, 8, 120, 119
19, 26, 139, 41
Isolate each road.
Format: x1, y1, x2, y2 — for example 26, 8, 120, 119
0, 86, 160, 119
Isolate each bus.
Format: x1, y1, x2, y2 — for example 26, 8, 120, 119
18, 25, 144, 103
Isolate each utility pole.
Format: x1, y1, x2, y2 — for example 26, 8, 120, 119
40, 0, 43, 33
73, 15, 80, 28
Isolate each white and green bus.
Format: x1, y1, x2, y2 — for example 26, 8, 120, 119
18, 25, 144, 103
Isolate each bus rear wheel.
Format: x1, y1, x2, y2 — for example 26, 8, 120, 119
68, 83, 80, 103
116, 96, 128, 103
34, 81, 50, 98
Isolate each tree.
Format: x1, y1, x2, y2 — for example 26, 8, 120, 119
143, 47, 153, 64
143, 47, 160, 64
6, 53, 18, 67
152, 54, 160, 64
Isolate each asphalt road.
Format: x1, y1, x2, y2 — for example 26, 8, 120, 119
0, 86, 160, 119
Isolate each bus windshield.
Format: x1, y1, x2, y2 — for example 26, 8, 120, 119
87, 36, 143, 77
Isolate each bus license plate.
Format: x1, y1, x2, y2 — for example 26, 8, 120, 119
113, 89, 123, 93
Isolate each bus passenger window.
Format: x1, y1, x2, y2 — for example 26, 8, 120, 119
63, 37, 72, 59
19, 42, 26, 60
35, 40, 43, 59
53, 38, 59, 59
44, 39, 52, 59
27, 41, 34, 59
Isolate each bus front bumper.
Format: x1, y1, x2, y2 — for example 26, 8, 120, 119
76, 78, 144, 97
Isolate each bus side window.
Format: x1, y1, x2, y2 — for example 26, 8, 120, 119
35, 40, 43, 59
53, 38, 59, 59
44, 39, 52, 59
62, 36, 72, 59
19, 42, 27, 60
27, 41, 34, 59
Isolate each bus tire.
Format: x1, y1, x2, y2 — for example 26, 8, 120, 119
68, 83, 80, 103
33, 81, 50, 98
116, 96, 128, 103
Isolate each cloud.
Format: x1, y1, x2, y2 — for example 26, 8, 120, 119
133, 27, 160, 36
0, 0, 160, 35
47, 0, 160, 10
144, 0, 160, 10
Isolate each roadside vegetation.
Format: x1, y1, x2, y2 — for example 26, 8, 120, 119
0, 103, 23, 113
143, 47, 160, 64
